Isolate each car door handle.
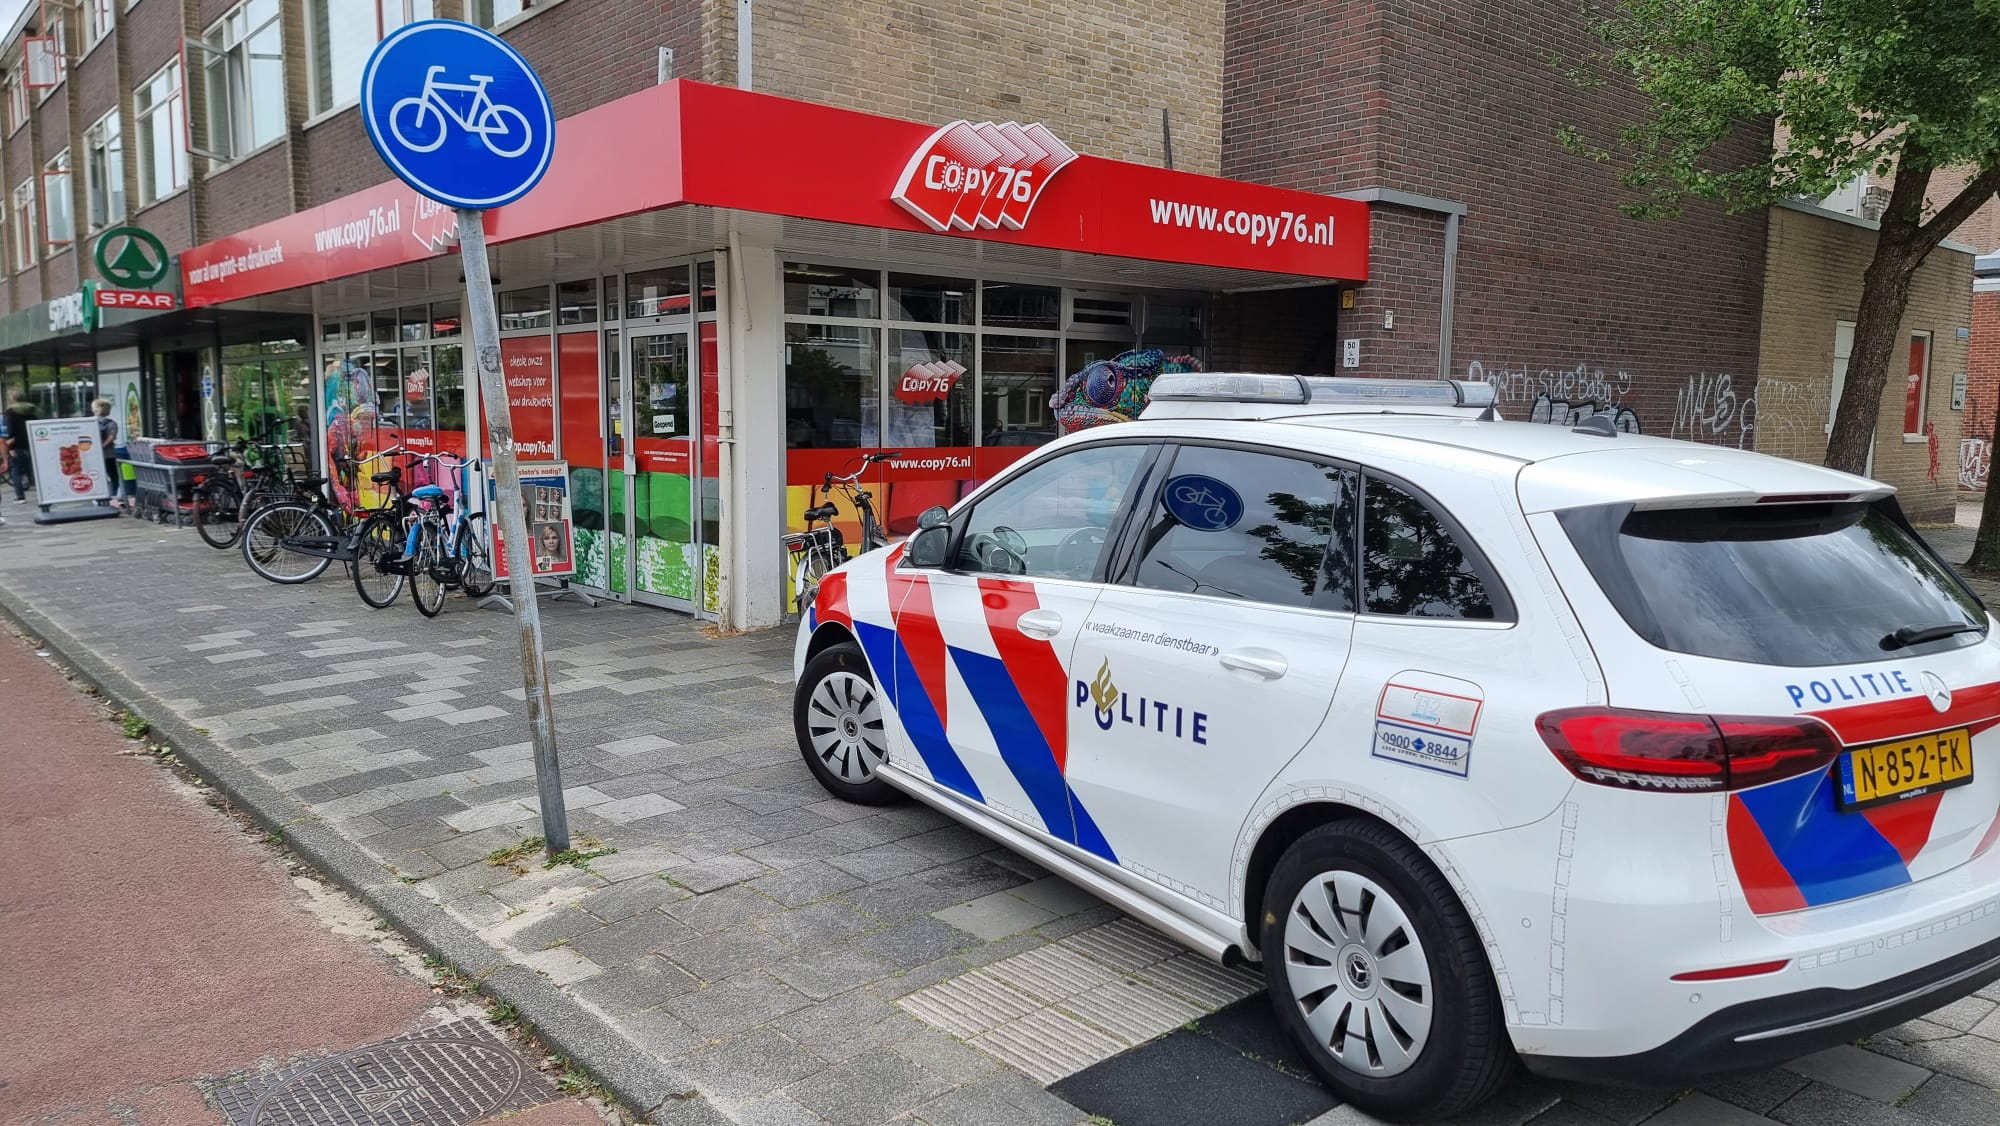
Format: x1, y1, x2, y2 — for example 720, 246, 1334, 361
1018, 609, 1063, 639
1219, 648, 1288, 680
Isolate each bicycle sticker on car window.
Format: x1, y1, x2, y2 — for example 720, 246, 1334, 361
1163, 474, 1244, 532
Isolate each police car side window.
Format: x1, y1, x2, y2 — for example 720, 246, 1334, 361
1361, 476, 1502, 620
955, 444, 1147, 579
1128, 446, 1352, 611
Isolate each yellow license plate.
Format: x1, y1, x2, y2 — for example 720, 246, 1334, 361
1837, 728, 1974, 810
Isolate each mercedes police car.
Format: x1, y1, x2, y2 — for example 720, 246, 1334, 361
790, 372, 2000, 1121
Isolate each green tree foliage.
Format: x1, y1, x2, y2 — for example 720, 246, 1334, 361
1560, 0, 2000, 480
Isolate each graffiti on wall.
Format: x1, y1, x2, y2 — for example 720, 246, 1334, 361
1962, 438, 1990, 490
1466, 360, 1635, 409
1527, 394, 1641, 432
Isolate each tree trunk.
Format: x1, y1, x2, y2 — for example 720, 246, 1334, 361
1823, 150, 1933, 477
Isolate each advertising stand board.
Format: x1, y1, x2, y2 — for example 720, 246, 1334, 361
27, 418, 121, 524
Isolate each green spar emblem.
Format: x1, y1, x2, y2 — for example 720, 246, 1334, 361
94, 226, 169, 288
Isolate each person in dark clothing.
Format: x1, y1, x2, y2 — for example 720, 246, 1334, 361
93, 398, 120, 508
3, 395, 33, 504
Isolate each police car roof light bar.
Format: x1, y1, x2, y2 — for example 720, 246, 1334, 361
1147, 373, 1310, 404
1150, 372, 1497, 410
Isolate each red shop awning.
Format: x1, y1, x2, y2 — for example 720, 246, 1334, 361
181, 79, 1370, 308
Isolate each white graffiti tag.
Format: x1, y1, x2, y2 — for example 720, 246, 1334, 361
1962, 438, 1990, 490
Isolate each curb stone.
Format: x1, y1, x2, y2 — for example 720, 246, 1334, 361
0, 585, 721, 1125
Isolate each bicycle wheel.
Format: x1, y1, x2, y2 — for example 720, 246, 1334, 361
351, 514, 407, 609
410, 520, 448, 617
795, 545, 835, 613
455, 513, 496, 598
241, 503, 334, 585
194, 479, 245, 550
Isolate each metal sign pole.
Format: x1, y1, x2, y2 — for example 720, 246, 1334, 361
459, 214, 570, 854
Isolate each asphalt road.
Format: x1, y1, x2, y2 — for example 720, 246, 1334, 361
0, 628, 601, 1125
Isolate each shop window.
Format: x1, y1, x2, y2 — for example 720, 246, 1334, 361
83, 0, 115, 50
135, 60, 187, 206
557, 278, 598, 325
601, 275, 620, 321
2, 69, 23, 134
785, 323, 878, 449
785, 262, 878, 319
500, 286, 551, 330
431, 298, 462, 338
982, 282, 1059, 330
888, 274, 974, 326
980, 335, 1059, 446
697, 261, 717, 314
395, 347, 433, 431
85, 110, 123, 232
432, 344, 465, 431
887, 330, 974, 449
307, 1, 434, 116
221, 341, 310, 446
1145, 297, 1205, 351
42, 150, 71, 249
1070, 293, 1135, 330
203, 0, 285, 163
371, 311, 399, 344
468, 0, 530, 28
625, 266, 690, 319
398, 305, 428, 341
10, 179, 36, 270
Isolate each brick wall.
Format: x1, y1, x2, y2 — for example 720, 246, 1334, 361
203, 143, 291, 241
736, 0, 1223, 175
506, 0, 703, 119
125, 0, 185, 81
1223, 0, 1769, 439
1210, 285, 1344, 374
1961, 288, 2000, 492
1751, 204, 1975, 523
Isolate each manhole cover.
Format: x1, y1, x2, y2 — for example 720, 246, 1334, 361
213, 1019, 558, 1126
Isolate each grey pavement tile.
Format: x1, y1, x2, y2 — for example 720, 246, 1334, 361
565, 909, 700, 965
750, 861, 868, 907
674, 1026, 824, 1102
1034, 905, 1123, 943
484, 864, 604, 908
359, 816, 463, 853
858, 917, 986, 968
578, 874, 694, 922
1770, 1080, 1949, 1126
663, 971, 815, 1038
768, 945, 901, 1000
427, 823, 547, 870
755, 901, 878, 948
1006, 877, 1105, 918
1925, 995, 1999, 1033
672, 853, 776, 893
587, 843, 690, 882
912, 1073, 1085, 1126
747, 807, 841, 841
900, 824, 996, 865
727, 1094, 835, 1126
518, 945, 601, 987
615, 1005, 706, 1060
592, 771, 684, 799
933, 890, 1059, 941
867, 957, 971, 1002
1506, 1105, 1623, 1126
1885, 1019, 1968, 1045
785, 1052, 949, 1126
776, 990, 925, 1066
1785, 1044, 1932, 1103
504, 905, 603, 951
666, 926, 802, 984
567, 954, 701, 1017
1871, 1031, 2000, 1088
1443, 1079, 1560, 1126
888, 1028, 1004, 1085
1547, 1080, 1678, 1125
1900, 1072, 2000, 1124
664, 883, 787, 935
1643, 1093, 1783, 1126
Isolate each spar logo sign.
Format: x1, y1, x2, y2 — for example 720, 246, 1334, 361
890, 121, 1078, 233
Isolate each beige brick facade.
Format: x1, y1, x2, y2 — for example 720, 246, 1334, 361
1753, 203, 1976, 523
719, 0, 1223, 176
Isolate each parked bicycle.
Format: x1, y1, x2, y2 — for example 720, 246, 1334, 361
352, 452, 496, 615
239, 448, 404, 585
783, 450, 899, 613
194, 440, 304, 550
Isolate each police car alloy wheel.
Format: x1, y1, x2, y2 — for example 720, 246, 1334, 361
1261, 821, 1512, 1120
793, 642, 901, 804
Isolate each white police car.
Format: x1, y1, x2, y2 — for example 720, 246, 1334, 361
791, 373, 2000, 1121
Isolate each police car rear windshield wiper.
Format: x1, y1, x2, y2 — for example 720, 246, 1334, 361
1880, 622, 1983, 650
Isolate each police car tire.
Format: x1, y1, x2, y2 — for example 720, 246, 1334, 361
794, 642, 902, 805
1260, 820, 1513, 1121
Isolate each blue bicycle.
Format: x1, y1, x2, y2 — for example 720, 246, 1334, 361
352, 452, 495, 615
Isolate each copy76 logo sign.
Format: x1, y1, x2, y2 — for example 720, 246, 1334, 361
891, 121, 1078, 233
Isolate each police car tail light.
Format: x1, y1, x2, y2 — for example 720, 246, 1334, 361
1537, 708, 1841, 793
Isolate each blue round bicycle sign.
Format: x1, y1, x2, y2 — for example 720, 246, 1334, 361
360, 20, 554, 210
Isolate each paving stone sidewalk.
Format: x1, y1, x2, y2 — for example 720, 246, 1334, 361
2, 512, 1998, 1126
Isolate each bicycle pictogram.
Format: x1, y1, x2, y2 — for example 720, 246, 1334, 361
389, 66, 533, 158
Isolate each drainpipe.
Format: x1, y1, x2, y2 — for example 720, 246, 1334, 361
737, 0, 753, 90
718, 228, 750, 629
1334, 188, 1468, 381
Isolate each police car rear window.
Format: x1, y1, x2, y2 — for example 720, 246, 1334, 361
1557, 500, 1987, 667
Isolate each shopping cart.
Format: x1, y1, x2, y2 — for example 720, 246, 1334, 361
127, 439, 222, 526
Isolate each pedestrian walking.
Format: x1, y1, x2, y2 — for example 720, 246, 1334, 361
92, 398, 121, 508
3, 394, 33, 505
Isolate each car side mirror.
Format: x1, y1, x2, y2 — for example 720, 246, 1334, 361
916, 504, 950, 530
907, 524, 952, 568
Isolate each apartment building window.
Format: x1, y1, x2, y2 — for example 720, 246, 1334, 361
203, 0, 284, 162
135, 61, 188, 205
30, 4, 66, 91
10, 180, 36, 270
43, 150, 71, 249
85, 111, 124, 231
2, 70, 23, 133
469, 0, 531, 29
83, 0, 116, 50
307, 2, 435, 115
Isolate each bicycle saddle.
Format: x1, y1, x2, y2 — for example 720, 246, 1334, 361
803, 503, 838, 521
370, 469, 402, 484
297, 476, 328, 489
411, 484, 447, 499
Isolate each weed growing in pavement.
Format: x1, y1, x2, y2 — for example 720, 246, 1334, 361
489, 999, 521, 1026
119, 711, 150, 739
264, 828, 284, 844
545, 845, 617, 870
548, 1053, 614, 1100
487, 836, 547, 874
